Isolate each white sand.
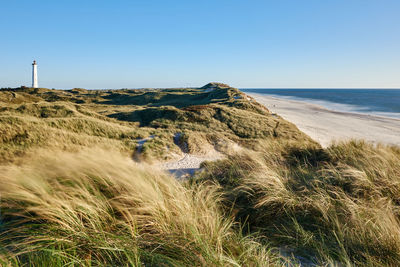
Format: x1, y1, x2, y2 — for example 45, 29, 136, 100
248, 93, 400, 147
135, 134, 224, 178
161, 152, 223, 178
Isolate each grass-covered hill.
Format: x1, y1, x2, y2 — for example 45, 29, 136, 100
1, 84, 400, 266
0, 83, 314, 163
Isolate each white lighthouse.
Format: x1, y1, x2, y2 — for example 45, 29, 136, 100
32, 60, 38, 88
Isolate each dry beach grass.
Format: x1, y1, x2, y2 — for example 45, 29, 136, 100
1, 83, 400, 266
197, 140, 400, 266
0, 149, 281, 266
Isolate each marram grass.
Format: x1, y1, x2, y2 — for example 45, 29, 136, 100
197, 140, 400, 266
2, 84, 400, 266
0, 149, 283, 266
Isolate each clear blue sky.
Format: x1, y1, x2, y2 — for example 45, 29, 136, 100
1, 0, 400, 89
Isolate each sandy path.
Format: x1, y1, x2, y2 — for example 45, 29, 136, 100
135, 133, 223, 178
159, 132, 224, 178
248, 93, 400, 147
161, 152, 223, 178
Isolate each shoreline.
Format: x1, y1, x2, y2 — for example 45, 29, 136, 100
248, 93, 400, 147
261, 94, 400, 121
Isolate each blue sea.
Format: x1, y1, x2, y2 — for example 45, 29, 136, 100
241, 89, 400, 119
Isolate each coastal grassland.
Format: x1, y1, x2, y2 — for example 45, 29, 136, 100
0, 83, 312, 265
0, 83, 312, 163
3, 83, 400, 266
196, 140, 400, 266
0, 149, 282, 266
0, 103, 148, 163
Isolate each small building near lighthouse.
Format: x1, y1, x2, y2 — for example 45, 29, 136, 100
32, 60, 38, 88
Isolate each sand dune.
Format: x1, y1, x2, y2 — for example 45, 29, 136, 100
248, 93, 400, 147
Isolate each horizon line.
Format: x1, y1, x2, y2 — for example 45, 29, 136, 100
2, 86, 400, 90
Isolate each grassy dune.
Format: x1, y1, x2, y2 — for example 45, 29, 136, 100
0, 149, 281, 266
1, 83, 400, 266
0, 83, 311, 163
197, 140, 400, 266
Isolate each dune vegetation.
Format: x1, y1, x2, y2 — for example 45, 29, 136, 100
0, 149, 282, 266
0, 83, 311, 164
196, 140, 400, 266
1, 83, 400, 266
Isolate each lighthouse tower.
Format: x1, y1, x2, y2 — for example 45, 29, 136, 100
32, 60, 38, 88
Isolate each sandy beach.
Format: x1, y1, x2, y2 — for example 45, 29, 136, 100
248, 93, 400, 147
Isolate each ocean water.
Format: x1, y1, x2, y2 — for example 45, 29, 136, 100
241, 89, 400, 119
